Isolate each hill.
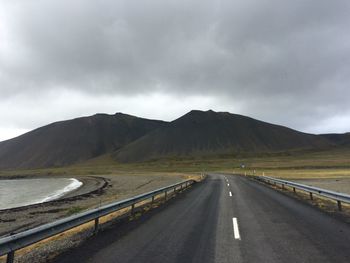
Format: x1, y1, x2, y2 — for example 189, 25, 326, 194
320, 133, 350, 146
0, 113, 165, 169
114, 110, 333, 162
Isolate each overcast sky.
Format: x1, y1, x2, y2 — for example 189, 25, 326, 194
0, 0, 350, 141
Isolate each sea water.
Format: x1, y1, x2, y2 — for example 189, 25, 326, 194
0, 178, 82, 210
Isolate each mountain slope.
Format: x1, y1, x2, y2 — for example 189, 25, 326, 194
320, 133, 350, 146
114, 110, 333, 162
0, 113, 165, 169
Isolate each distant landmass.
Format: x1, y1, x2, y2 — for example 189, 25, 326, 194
0, 110, 347, 169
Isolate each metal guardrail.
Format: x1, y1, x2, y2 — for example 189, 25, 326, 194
0, 179, 196, 263
252, 175, 350, 211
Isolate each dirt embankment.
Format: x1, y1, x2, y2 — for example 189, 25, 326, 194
0, 173, 183, 237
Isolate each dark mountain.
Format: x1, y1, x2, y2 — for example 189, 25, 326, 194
320, 133, 350, 146
114, 110, 333, 162
0, 113, 165, 169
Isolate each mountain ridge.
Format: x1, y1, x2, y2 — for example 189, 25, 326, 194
113, 110, 334, 162
0, 110, 348, 169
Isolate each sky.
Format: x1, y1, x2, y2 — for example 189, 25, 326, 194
0, 0, 350, 141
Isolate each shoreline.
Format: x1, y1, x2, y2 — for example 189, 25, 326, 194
0, 173, 183, 237
0, 175, 107, 214
40, 178, 83, 203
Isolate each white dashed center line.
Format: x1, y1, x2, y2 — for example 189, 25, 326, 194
232, 217, 241, 240
229, 191, 232, 197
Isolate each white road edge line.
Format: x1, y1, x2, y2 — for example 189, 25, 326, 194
232, 217, 241, 240
229, 191, 232, 197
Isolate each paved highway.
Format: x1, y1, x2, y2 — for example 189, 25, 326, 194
54, 174, 350, 263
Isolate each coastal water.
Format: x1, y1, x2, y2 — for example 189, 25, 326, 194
0, 178, 82, 210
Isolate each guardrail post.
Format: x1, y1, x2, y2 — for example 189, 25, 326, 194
309, 192, 313, 200
131, 203, 135, 214
293, 187, 296, 193
151, 195, 155, 204
282, 184, 285, 190
94, 218, 99, 234
165, 191, 167, 201
6, 251, 14, 263
337, 201, 342, 211
181, 184, 183, 191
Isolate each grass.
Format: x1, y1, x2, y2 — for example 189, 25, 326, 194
0, 147, 349, 180
65, 206, 86, 216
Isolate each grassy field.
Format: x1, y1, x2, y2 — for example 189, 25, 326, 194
0, 147, 349, 180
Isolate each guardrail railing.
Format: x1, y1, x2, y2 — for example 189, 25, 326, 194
251, 175, 350, 211
0, 179, 196, 263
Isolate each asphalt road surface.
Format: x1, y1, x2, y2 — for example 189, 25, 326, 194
54, 174, 350, 263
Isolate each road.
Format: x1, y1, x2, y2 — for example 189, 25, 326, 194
54, 174, 350, 263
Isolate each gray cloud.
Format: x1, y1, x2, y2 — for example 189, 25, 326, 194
0, 0, 350, 140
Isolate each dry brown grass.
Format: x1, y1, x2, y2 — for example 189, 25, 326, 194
232, 168, 350, 179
